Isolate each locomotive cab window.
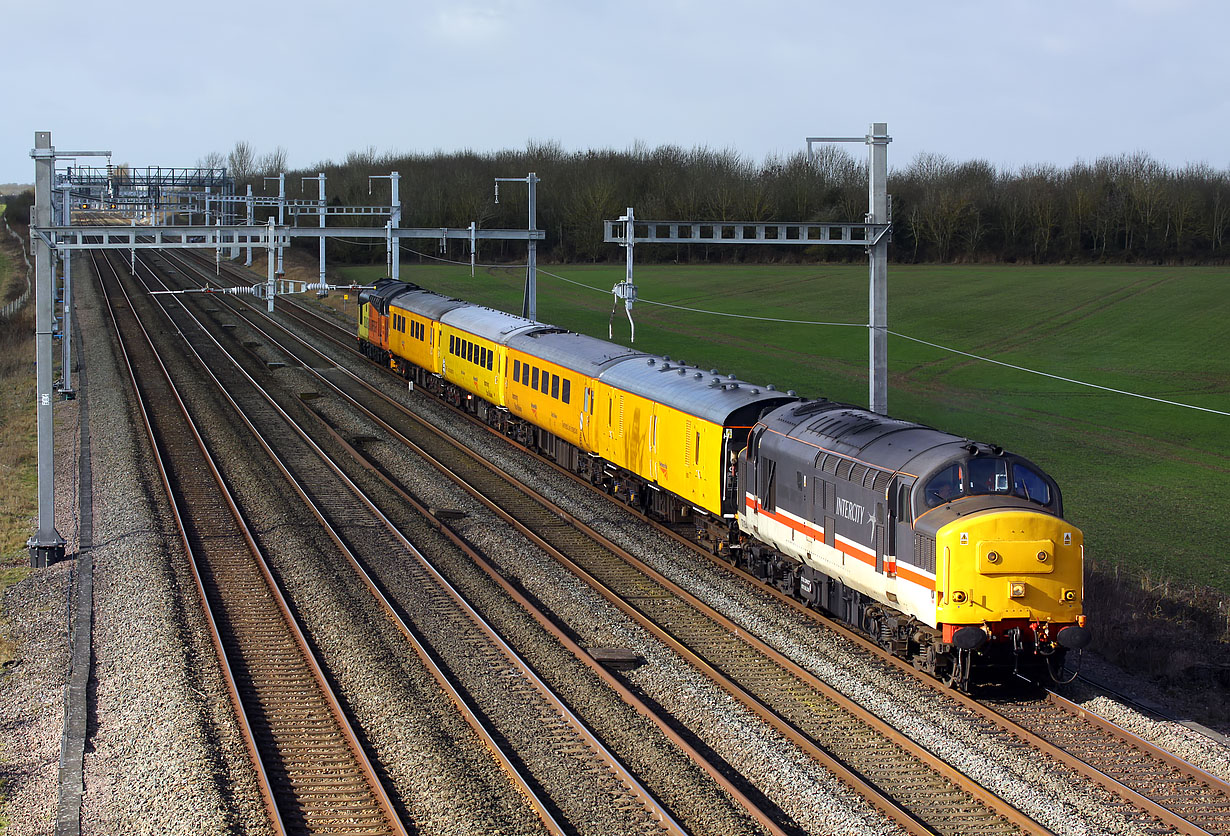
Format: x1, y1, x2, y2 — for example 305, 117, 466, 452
968, 458, 1009, 495
924, 463, 964, 507
1012, 463, 1052, 506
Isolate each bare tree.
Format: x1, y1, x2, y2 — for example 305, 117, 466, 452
258, 146, 288, 177
228, 141, 256, 184
197, 150, 225, 171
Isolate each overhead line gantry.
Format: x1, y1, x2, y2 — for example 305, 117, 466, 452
26, 130, 544, 568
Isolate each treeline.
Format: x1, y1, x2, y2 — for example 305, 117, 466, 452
244, 142, 1226, 266
1, 190, 34, 225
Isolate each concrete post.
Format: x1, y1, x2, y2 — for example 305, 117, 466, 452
60, 184, 74, 398
245, 184, 254, 266
28, 131, 66, 567
390, 171, 400, 281
867, 122, 890, 415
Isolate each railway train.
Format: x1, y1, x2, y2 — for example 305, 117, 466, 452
357, 278, 1090, 690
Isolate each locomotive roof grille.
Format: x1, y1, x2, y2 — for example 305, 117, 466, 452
790, 399, 834, 417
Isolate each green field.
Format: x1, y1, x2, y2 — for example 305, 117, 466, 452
338, 261, 1230, 594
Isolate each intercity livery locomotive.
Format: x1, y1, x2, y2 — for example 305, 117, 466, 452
358, 278, 1090, 689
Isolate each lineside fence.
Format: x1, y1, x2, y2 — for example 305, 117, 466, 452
1, 217, 33, 318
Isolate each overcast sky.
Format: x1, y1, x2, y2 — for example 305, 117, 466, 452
4, 0, 1228, 186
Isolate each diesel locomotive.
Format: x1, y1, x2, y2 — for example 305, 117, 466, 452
357, 278, 1090, 689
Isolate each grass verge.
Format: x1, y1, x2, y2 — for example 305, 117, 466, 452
0, 227, 34, 671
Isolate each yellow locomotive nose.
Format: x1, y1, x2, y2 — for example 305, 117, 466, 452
936, 509, 1083, 627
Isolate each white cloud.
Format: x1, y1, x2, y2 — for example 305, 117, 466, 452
430, 3, 509, 45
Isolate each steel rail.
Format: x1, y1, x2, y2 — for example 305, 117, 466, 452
164, 254, 801, 836
275, 284, 1230, 836
189, 251, 1230, 834
91, 251, 408, 835
177, 261, 1053, 836
134, 250, 686, 836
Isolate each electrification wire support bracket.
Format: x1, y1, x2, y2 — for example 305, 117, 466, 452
609, 207, 638, 342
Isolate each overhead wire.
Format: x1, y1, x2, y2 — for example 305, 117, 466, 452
316, 246, 1229, 417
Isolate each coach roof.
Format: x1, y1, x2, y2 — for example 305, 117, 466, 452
388, 287, 469, 320
601, 357, 796, 425
441, 304, 540, 344
508, 327, 647, 373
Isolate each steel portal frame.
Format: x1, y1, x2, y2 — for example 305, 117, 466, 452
604, 123, 892, 416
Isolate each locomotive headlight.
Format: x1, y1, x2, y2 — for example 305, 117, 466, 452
1009, 581, 1026, 598
1061, 589, 1077, 602
951, 590, 967, 603
987, 551, 1001, 564
1037, 550, 1049, 562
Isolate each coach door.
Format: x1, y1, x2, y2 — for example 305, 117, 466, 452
720, 428, 736, 511
746, 427, 765, 525
580, 386, 595, 451
874, 501, 886, 574
891, 479, 914, 570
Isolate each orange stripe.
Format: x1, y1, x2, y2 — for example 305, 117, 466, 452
894, 565, 936, 591
745, 495, 936, 590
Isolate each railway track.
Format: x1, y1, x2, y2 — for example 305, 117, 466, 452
124, 250, 698, 836
989, 692, 1230, 836
91, 250, 408, 835
163, 253, 1055, 836
180, 251, 1230, 834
